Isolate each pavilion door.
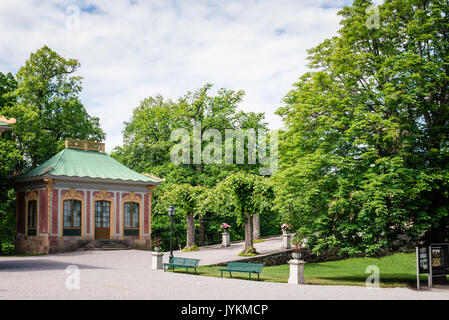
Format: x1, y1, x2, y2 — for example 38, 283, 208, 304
95, 201, 111, 239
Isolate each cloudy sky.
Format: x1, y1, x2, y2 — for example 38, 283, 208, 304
0, 0, 356, 152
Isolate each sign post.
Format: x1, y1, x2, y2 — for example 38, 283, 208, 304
416, 243, 449, 290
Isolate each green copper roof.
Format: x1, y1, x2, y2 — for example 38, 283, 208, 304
17, 148, 161, 184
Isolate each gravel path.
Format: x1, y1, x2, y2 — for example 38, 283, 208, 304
0, 250, 448, 300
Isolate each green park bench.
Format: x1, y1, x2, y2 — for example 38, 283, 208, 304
219, 262, 264, 281
163, 257, 201, 274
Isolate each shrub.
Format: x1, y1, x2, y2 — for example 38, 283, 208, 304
182, 245, 199, 252
1, 241, 14, 256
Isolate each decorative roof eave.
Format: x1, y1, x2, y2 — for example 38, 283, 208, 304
0, 117, 16, 136
142, 173, 166, 182
0, 117, 16, 125
12, 173, 162, 187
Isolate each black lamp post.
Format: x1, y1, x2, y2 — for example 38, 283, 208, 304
167, 205, 176, 261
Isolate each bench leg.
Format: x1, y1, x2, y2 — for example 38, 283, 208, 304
249, 273, 251, 280
229, 271, 232, 278
258, 273, 260, 281
194, 268, 197, 274
221, 271, 223, 278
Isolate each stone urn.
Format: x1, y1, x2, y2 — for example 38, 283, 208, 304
292, 252, 302, 260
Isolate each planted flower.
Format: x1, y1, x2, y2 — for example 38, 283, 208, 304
220, 223, 231, 232
281, 223, 292, 233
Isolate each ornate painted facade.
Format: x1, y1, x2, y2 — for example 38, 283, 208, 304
13, 139, 162, 254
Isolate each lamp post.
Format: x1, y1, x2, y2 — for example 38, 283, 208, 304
167, 205, 176, 261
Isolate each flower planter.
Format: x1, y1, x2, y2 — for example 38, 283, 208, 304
292, 252, 302, 260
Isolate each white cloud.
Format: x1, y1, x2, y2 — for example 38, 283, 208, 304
0, 0, 352, 152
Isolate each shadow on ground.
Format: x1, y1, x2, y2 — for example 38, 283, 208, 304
0, 259, 109, 272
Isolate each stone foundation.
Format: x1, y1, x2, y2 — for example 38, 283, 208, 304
15, 235, 49, 255
16, 235, 151, 254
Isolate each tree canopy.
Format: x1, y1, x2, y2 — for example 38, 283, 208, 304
274, 0, 449, 256
2, 45, 105, 168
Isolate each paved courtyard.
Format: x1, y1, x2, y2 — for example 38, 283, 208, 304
1, 249, 448, 300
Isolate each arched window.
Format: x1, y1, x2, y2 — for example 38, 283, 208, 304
63, 199, 82, 236
27, 200, 37, 236
123, 201, 139, 236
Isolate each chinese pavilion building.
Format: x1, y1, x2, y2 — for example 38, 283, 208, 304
12, 139, 162, 254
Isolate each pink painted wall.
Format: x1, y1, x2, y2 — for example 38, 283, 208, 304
51, 189, 58, 234
86, 191, 91, 234
16, 192, 26, 234
39, 189, 48, 234
144, 193, 149, 234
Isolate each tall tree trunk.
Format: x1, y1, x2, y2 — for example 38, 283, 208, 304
186, 213, 195, 248
253, 214, 260, 240
244, 212, 254, 253
198, 216, 205, 247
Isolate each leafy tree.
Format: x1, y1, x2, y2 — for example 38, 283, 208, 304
113, 84, 275, 249
211, 172, 274, 254
2, 45, 105, 168
155, 183, 205, 250
0, 72, 21, 253
274, 0, 449, 256
112, 84, 268, 187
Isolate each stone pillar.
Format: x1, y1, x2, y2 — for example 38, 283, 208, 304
288, 259, 306, 285
152, 252, 164, 270
281, 232, 292, 249
221, 232, 230, 247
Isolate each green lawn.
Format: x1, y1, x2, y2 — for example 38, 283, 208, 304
171, 253, 432, 288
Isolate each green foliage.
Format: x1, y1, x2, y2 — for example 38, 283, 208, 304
0, 240, 15, 256
155, 183, 205, 218
238, 247, 258, 256
274, 0, 449, 256
182, 245, 200, 252
211, 171, 274, 225
111, 84, 267, 187
2, 45, 105, 168
114, 84, 277, 250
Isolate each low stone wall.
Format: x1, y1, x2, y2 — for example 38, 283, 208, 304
211, 248, 352, 267
213, 249, 295, 267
